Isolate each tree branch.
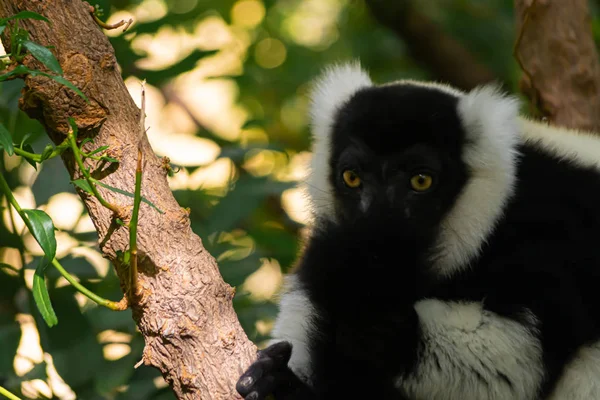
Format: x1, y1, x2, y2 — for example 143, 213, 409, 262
0, 1, 256, 399
514, 0, 600, 131
364, 0, 497, 91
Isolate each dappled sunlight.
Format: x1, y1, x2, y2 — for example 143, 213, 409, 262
0, 247, 24, 275
153, 375, 169, 389
105, 0, 167, 38
243, 149, 288, 177
23, 230, 78, 259
17, 158, 40, 187
256, 319, 274, 336
73, 213, 96, 234
240, 126, 270, 146
98, 329, 133, 344
3, 152, 22, 172
155, 133, 221, 167
242, 258, 283, 301
175, 77, 248, 142
44, 192, 84, 231
280, 0, 345, 50
102, 343, 132, 361
125, 77, 222, 167
69, 246, 110, 278
275, 151, 311, 182
131, 0, 168, 23
45, 353, 77, 400
281, 187, 311, 225
133, 25, 199, 71
217, 231, 255, 262
254, 38, 287, 69
14, 313, 44, 376
21, 379, 52, 399
98, 330, 134, 361
168, 157, 234, 192
2, 186, 35, 234
231, 0, 266, 28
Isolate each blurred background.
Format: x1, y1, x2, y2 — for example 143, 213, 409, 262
1, 0, 598, 398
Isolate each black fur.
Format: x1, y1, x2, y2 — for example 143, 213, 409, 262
236, 83, 600, 399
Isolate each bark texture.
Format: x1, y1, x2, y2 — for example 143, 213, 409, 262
514, 0, 600, 131
0, 1, 256, 399
364, 0, 497, 91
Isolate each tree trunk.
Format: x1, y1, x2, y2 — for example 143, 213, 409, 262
0, 1, 256, 399
514, 0, 600, 131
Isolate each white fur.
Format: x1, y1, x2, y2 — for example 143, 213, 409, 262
548, 341, 600, 399
268, 275, 314, 384
431, 85, 522, 277
305, 61, 373, 220
398, 299, 544, 400
519, 117, 600, 171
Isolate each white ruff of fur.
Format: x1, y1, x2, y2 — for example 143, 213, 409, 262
397, 299, 544, 400
548, 340, 600, 399
305, 61, 372, 221
267, 275, 314, 384
432, 84, 521, 277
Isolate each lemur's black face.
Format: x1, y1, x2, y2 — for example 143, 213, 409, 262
329, 84, 469, 239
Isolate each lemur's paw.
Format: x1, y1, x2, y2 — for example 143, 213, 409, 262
236, 341, 293, 400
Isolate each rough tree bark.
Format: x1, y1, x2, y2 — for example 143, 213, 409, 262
514, 0, 600, 131
0, 1, 256, 399
364, 0, 497, 91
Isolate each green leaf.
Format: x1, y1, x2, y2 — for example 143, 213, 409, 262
101, 155, 119, 163
21, 143, 38, 170
22, 209, 56, 260
0, 26, 5, 36
0, 122, 14, 156
40, 144, 54, 161
71, 178, 94, 195
86, 145, 109, 156
0, 64, 89, 102
40, 73, 88, 102
0, 64, 29, 81
0, 10, 49, 25
32, 257, 58, 327
93, 179, 164, 214
22, 40, 63, 74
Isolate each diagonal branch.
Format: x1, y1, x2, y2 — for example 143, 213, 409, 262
0, 1, 255, 399
364, 0, 497, 91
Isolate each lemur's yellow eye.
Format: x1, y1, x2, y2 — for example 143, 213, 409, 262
343, 170, 361, 188
410, 174, 433, 192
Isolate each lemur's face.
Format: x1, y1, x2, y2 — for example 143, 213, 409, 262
328, 84, 469, 237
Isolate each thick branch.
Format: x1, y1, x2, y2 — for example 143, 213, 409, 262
364, 0, 496, 91
0, 1, 256, 399
514, 0, 600, 131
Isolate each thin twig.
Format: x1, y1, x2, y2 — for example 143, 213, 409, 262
129, 80, 146, 301
67, 121, 121, 215
51, 258, 128, 311
513, 0, 542, 114
0, 385, 22, 400
89, 5, 132, 32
